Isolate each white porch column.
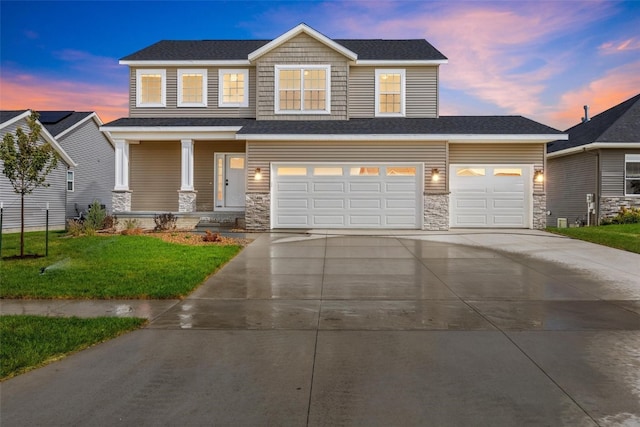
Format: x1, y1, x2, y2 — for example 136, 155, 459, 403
180, 139, 194, 191
114, 139, 130, 191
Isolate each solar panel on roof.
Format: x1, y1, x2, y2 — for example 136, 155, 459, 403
38, 111, 73, 124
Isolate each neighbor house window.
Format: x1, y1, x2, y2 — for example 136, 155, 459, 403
178, 69, 207, 107
275, 65, 330, 114
625, 154, 640, 195
67, 170, 74, 192
375, 69, 405, 117
136, 69, 166, 107
218, 69, 248, 107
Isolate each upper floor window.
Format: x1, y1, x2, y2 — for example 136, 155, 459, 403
625, 154, 640, 196
275, 65, 330, 114
178, 69, 207, 107
136, 69, 166, 107
218, 69, 248, 108
375, 69, 405, 117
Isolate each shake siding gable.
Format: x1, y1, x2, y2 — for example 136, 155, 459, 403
246, 140, 447, 193
255, 33, 349, 120
56, 118, 115, 218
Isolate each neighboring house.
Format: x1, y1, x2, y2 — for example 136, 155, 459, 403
0, 110, 76, 232
101, 23, 566, 231
38, 111, 115, 219
547, 93, 640, 227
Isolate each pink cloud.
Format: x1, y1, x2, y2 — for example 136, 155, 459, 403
548, 60, 640, 129
0, 73, 128, 123
599, 38, 640, 54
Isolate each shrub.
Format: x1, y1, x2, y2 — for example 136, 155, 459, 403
602, 206, 640, 225
154, 213, 177, 231
202, 230, 222, 242
121, 219, 142, 235
103, 214, 118, 231
66, 219, 84, 237
84, 201, 106, 231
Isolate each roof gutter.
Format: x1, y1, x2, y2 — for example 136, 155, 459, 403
238, 133, 567, 143
547, 142, 640, 159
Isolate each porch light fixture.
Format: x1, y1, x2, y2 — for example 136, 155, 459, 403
431, 168, 440, 182
534, 169, 544, 183
255, 167, 262, 181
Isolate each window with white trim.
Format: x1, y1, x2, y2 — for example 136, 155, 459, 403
136, 69, 166, 107
375, 69, 405, 116
275, 65, 330, 114
178, 69, 207, 107
625, 154, 640, 195
218, 69, 248, 107
67, 170, 74, 192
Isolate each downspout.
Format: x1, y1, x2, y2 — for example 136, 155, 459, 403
596, 149, 601, 224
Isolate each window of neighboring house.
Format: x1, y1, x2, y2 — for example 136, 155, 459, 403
218, 69, 249, 107
67, 170, 74, 192
178, 69, 207, 107
375, 69, 405, 117
625, 154, 640, 195
136, 69, 166, 107
275, 65, 330, 114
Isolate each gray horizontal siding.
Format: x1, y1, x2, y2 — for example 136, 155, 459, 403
600, 149, 640, 196
129, 67, 257, 118
57, 118, 114, 218
246, 140, 446, 193
546, 152, 597, 226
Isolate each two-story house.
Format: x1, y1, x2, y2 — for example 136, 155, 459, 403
101, 24, 567, 231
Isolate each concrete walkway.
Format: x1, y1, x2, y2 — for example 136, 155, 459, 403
1, 230, 639, 426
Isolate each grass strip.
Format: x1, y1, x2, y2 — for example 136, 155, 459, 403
547, 223, 640, 254
0, 232, 241, 298
1, 315, 145, 379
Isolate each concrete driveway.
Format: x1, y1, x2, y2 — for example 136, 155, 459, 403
2, 230, 640, 426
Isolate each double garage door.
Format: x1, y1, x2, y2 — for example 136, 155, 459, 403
450, 165, 531, 228
272, 163, 422, 229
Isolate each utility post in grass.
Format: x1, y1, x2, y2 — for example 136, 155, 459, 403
0, 112, 59, 257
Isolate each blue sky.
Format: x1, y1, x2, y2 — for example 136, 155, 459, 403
1, 0, 639, 129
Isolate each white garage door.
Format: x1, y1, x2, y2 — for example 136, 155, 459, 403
272, 163, 422, 229
450, 165, 531, 228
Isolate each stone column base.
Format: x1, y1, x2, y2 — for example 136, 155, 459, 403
533, 193, 547, 229
424, 193, 449, 230
600, 197, 640, 222
178, 190, 197, 213
112, 190, 132, 212
246, 193, 270, 231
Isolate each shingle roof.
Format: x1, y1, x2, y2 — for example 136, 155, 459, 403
0, 110, 28, 124
38, 111, 93, 137
547, 93, 640, 153
102, 116, 562, 136
121, 39, 447, 62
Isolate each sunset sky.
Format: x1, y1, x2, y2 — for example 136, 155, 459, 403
1, 0, 639, 130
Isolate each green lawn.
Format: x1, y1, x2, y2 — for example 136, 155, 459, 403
0, 231, 242, 298
547, 223, 640, 254
0, 315, 145, 379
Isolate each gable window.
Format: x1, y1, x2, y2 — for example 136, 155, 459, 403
67, 170, 74, 192
275, 65, 330, 114
178, 69, 207, 107
218, 69, 248, 107
136, 69, 166, 107
625, 154, 640, 195
375, 69, 405, 117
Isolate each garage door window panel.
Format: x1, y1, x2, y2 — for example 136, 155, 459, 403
277, 167, 307, 176
457, 168, 485, 177
387, 166, 416, 176
350, 167, 379, 176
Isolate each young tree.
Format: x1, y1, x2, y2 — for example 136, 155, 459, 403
0, 112, 59, 257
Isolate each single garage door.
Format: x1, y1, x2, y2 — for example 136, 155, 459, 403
272, 163, 422, 229
450, 165, 531, 228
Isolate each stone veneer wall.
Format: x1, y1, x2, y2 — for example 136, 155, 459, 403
112, 191, 132, 212
246, 193, 270, 231
600, 197, 640, 221
178, 191, 197, 212
424, 193, 449, 231
532, 193, 547, 230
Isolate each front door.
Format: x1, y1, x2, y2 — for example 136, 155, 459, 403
215, 153, 246, 210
